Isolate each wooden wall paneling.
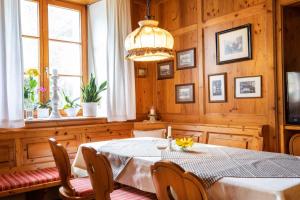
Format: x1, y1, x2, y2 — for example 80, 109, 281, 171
204, 8, 267, 117
197, 0, 206, 123
133, 122, 266, 150
265, 0, 277, 153
153, 0, 200, 122
131, 0, 147, 30
131, 0, 277, 151
21, 131, 79, 166
84, 123, 133, 142
202, 0, 266, 21
202, 0, 276, 151
133, 122, 167, 130
135, 61, 157, 121
0, 140, 15, 169
0, 121, 133, 173
85, 131, 131, 142
207, 133, 252, 149
155, 0, 197, 31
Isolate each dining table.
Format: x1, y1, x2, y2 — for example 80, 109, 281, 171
72, 137, 300, 200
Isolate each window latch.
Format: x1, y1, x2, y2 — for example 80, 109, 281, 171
45, 67, 49, 77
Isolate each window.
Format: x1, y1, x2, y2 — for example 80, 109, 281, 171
21, 0, 40, 104
21, 0, 87, 107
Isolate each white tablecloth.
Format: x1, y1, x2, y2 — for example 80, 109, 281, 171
72, 137, 300, 200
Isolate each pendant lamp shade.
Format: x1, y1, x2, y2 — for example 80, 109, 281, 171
125, 20, 174, 62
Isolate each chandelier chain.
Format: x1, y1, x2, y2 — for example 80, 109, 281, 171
146, 0, 151, 20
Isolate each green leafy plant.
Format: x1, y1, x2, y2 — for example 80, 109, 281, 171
62, 91, 80, 109
36, 100, 51, 109
81, 74, 107, 103
24, 69, 39, 104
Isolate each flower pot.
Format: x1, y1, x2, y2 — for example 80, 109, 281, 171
65, 107, 80, 117
82, 103, 98, 117
37, 108, 49, 118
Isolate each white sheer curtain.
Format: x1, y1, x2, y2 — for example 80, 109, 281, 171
0, 0, 24, 128
106, 0, 136, 122
88, 0, 136, 122
88, 0, 108, 117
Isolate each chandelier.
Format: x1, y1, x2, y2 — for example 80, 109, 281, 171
125, 0, 174, 62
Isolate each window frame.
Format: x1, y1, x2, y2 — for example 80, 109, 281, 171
22, 0, 88, 103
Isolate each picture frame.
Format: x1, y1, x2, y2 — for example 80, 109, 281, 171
136, 67, 147, 78
157, 60, 174, 80
176, 48, 196, 70
175, 83, 195, 104
208, 73, 227, 103
216, 24, 252, 65
234, 75, 262, 98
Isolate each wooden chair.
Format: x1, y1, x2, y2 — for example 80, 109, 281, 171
151, 161, 208, 200
81, 146, 157, 200
289, 134, 300, 156
48, 138, 94, 200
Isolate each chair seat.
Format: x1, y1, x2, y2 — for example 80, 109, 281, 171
0, 167, 59, 191
111, 186, 157, 200
69, 177, 94, 197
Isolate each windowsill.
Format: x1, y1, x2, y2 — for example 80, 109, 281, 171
24, 116, 108, 128
25, 116, 106, 123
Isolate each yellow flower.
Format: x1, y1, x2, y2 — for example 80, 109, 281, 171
176, 138, 194, 148
26, 68, 39, 77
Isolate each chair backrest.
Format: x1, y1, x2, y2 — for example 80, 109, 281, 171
82, 146, 114, 200
289, 134, 300, 156
151, 161, 208, 200
48, 138, 75, 195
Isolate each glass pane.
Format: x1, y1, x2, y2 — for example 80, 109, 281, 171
21, 0, 39, 36
48, 5, 81, 42
50, 76, 81, 108
22, 37, 39, 71
49, 41, 81, 75
24, 75, 39, 105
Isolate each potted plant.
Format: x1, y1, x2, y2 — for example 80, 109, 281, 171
81, 74, 107, 117
36, 100, 51, 118
35, 87, 51, 118
62, 91, 80, 117
24, 69, 39, 119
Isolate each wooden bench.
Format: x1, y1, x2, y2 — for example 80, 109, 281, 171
134, 122, 267, 151
0, 167, 60, 198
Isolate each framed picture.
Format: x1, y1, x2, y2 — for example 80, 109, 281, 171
216, 24, 252, 65
136, 67, 147, 78
234, 76, 262, 98
157, 60, 174, 80
176, 48, 196, 70
175, 83, 195, 104
208, 73, 227, 103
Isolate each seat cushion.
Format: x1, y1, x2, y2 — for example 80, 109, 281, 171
133, 129, 166, 138
0, 167, 59, 191
70, 177, 94, 197
111, 186, 157, 200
